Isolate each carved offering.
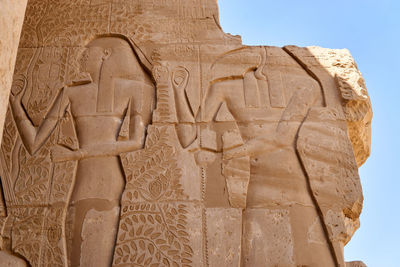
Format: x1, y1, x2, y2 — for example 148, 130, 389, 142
0, 1, 371, 267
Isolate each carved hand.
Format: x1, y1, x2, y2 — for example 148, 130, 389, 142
50, 145, 82, 162
10, 90, 23, 104
51, 139, 143, 163
9, 80, 26, 116
223, 136, 282, 160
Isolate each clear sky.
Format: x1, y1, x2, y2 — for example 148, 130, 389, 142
218, 1, 400, 266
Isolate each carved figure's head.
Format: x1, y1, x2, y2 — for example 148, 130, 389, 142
79, 36, 152, 85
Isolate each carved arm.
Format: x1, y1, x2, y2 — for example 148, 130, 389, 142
10, 88, 68, 155
51, 115, 145, 162
224, 85, 320, 160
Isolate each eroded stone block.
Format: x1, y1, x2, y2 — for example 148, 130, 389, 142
206, 208, 242, 267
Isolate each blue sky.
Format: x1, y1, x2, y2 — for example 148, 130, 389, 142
218, 1, 400, 266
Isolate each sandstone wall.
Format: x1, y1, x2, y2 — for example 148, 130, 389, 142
0, 1, 371, 266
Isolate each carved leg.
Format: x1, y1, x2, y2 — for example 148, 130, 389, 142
66, 199, 120, 267
289, 204, 337, 267
242, 205, 337, 267
242, 208, 297, 267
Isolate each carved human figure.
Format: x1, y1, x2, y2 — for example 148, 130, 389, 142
10, 36, 155, 267
202, 47, 342, 266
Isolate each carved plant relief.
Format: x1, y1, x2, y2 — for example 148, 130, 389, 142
0, 1, 371, 267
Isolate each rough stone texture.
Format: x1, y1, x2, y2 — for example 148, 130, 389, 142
287, 46, 372, 167
0, 1, 372, 267
206, 208, 242, 266
346, 261, 367, 267
242, 209, 295, 266
0, 0, 28, 145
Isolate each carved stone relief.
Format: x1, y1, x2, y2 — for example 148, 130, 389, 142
0, 0, 28, 147
0, 1, 371, 267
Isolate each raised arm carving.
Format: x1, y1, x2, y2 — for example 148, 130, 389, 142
10, 86, 68, 155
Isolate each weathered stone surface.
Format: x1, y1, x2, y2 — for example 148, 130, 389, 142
346, 261, 367, 267
242, 209, 295, 266
285, 46, 372, 167
0, 1, 372, 266
206, 208, 242, 266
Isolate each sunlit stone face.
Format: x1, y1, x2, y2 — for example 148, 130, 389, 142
0, 1, 370, 267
